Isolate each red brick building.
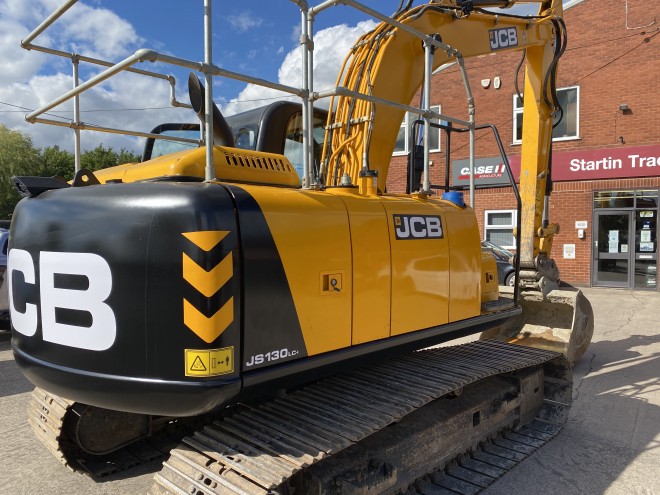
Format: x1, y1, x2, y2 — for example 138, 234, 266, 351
387, 0, 659, 289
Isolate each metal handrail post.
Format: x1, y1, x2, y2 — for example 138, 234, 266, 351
292, 0, 314, 188
299, 5, 310, 188
422, 39, 433, 194
306, 9, 315, 187
72, 55, 81, 172
203, 0, 214, 182
455, 55, 476, 207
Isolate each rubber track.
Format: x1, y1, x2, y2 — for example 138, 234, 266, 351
150, 341, 569, 495
28, 388, 211, 477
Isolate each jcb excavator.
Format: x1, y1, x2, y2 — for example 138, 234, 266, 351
9, 0, 593, 493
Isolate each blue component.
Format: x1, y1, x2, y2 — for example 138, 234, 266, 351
442, 191, 465, 208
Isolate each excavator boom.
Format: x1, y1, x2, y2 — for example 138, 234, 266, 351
323, 0, 566, 293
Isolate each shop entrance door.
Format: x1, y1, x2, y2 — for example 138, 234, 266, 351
593, 211, 632, 287
633, 210, 657, 289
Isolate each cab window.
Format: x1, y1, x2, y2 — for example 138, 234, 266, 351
283, 112, 326, 182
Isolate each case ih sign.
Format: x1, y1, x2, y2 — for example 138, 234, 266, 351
452, 144, 660, 186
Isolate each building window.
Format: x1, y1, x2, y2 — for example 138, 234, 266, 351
513, 86, 579, 144
484, 210, 517, 249
594, 190, 659, 209
393, 105, 441, 155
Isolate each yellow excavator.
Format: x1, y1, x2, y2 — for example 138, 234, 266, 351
9, 0, 593, 493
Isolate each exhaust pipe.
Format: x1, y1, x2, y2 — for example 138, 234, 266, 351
188, 72, 235, 148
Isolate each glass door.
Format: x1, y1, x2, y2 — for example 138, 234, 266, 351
593, 211, 632, 287
634, 210, 657, 289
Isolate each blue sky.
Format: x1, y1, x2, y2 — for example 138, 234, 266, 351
0, 0, 539, 153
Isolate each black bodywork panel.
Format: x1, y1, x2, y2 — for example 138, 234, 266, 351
11, 182, 243, 415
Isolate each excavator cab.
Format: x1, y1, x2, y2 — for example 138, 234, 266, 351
141, 101, 328, 183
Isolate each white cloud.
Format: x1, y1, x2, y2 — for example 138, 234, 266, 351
223, 20, 378, 115
0, 0, 60, 85
0, 0, 193, 153
226, 12, 263, 33
290, 24, 302, 43
0, 2, 379, 156
0, 19, 50, 85
0, 70, 191, 153
61, 3, 144, 60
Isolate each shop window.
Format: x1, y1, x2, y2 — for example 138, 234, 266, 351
594, 190, 635, 209
636, 190, 659, 209
594, 190, 659, 209
484, 210, 517, 249
393, 105, 441, 155
513, 86, 579, 144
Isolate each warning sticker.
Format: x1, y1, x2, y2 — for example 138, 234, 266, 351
185, 347, 234, 377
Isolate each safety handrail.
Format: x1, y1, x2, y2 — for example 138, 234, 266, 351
22, 0, 476, 198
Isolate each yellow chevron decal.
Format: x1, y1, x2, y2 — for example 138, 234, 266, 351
183, 297, 234, 343
182, 251, 233, 297
182, 230, 229, 252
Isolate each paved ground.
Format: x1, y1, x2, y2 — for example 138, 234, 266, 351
483, 288, 660, 495
0, 287, 658, 495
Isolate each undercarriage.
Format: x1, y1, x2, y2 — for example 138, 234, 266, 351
30, 340, 571, 494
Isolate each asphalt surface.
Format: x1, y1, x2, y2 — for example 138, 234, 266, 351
0, 287, 658, 495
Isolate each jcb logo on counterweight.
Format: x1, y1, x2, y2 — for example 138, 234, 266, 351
489, 27, 518, 50
8, 250, 116, 351
182, 231, 234, 343
393, 215, 443, 240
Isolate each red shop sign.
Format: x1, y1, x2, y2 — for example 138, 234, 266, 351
508, 144, 660, 182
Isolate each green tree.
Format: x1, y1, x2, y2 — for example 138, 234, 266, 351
117, 148, 141, 165
41, 145, 75, 180
80, 144, 121, 171
79, 145, 140, 172
0, 125, 43, 219
0, 131, 142, 219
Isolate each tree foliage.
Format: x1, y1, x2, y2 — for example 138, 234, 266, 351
0, 125, 43, 219
0, 125, 142, 219
41, 145, 75, 180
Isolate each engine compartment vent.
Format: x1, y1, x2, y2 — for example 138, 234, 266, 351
215, 147, 300, 187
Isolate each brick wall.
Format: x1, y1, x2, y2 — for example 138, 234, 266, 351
385, 0, 660, 287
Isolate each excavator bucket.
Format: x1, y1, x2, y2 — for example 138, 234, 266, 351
481, 287, 594, 365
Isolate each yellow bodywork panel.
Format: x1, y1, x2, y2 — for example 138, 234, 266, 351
244, 186, 353, 356
233, 186, 489, 355
331, 190, 391, 345
480, 252, 500, 304
443, 204, 483, 322
379, 196, 450, 336
245, 186, 484, 355
92, 146, 300, 187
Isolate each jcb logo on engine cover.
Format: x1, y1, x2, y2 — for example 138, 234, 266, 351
393, 215, 444, 240
8, 250, 116, 351
489, 27, 518, 50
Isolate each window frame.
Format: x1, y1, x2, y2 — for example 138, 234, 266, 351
512, 85, 580, 145
484, 209, 518, 250
393, 105, 442, 156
